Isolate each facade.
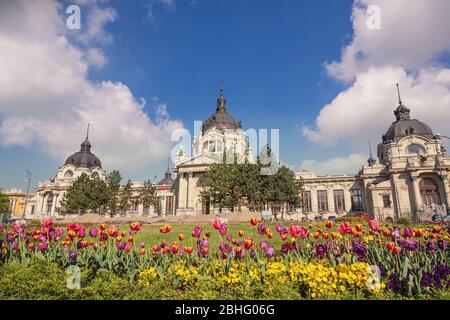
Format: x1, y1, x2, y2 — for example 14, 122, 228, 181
5, 86, 450, 222
174, 89, 251, 216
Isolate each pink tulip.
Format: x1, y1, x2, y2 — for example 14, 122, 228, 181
338, 222, 352, 235
219, 224, 228, 236
212, 219, 222, 230
368, 219, 380, 231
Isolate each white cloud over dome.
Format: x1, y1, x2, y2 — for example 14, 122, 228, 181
304, 0, 450, 152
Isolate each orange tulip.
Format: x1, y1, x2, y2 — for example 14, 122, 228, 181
178, 234, 185, 241
236, 247, 242, 254
322, 232, 329, 239
116, 237, 122, 243
121, 231, 127, 237
281, 234, 287, 241
238, 230, 245, 237
250, 217, 258, 226
432, 226, 441, 234
312, 232, 320, 239
100, 223, 107, 231
244, 238, 253, 249
28, 243, 34, 250
139, 248, 147, 255
127, 236, 134, 243
202, 247, 209, 255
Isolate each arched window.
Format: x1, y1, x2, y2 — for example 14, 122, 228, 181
64, 170, 74, 178
420, 178, 442, 206
405, 144, 426, 155
202, 139, 223, 153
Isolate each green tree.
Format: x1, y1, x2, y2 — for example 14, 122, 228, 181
0, 190, 10, 219
107, 170, 122, 216
140, 180, 156, 215
59, 173, 109, 215
118, 180, 133, 214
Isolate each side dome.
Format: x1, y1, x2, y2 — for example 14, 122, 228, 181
382, 87, 434, 143
201, 90, 242, 133
64, 138, 102, 169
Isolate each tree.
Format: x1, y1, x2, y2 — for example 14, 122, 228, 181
0, 189, 10, 214
118, 180, 133, 214
140, 180, 156, 215
59, 173, 109, 215
107, 170, 122, 216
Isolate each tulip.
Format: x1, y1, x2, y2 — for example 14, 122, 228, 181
121, 231, 127, 237
69, 251, 77, 261
386, 242, 395, 250
38, 242, 48, 251
89, 228, 98, 238
325, 220, 333, 229
322, 232, 329, 239
219, 224, 228, 236
0, 226, 3, 234
355, 224, 363, 232
312, 232, 320, 239
192, 226, 202, 238
403, 227, 413, 238
130, 222, 141, 232
250, 217, 258, 226
392, 246, 401, 255
205, 232, 211, 238
127, 236, 134, 243
368, 219, 379, 231
185, 247, 193, 254
178, 234, 185, 241
42, 219, 54, 228
212, 219, 222, 230
281, 233, 287, 241
100, 223, 107, 231
116, 236, 122, 243
139, 248, 147, 255
238, 230, 244, 237
432, 225, 441, 234
28, 243, 34, 250
125, 244, 132, 253
171, 246, 179, 254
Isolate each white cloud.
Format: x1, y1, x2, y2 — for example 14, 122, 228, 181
0, 0, 184, 171
326, 0, 450, 82
299, 153, 367, 176
304, 0, 450, 151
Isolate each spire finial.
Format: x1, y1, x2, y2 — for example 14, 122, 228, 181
369, 141, 373, 156
216, 80, 226, 112
396, 83, 402, 105
86, 123, 90, 140
219, 79, 224, 97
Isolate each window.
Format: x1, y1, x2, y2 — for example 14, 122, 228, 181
333, 190, 345, 211
382, 195, 391, 208
405, 144, 426, 155
302, 191, 312, 212
317, 190, 328, 212
420, 178, 442, 206
350, 189, 363, 211
202, 139, 223, 153
64, 170, 74, 178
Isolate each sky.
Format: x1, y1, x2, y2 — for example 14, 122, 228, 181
1, 0, 450, 191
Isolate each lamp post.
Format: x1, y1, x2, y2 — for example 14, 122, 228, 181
22, 171, 32, 222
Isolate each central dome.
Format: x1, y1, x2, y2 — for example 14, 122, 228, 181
64, 138, 102, 169
202, 90, 242, 133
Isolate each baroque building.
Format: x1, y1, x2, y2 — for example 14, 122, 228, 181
298, 87, 450, 221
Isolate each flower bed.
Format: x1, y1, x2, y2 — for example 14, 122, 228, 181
0, 218, 448, 300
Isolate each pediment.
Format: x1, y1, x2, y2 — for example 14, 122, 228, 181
177, 153, 222, 166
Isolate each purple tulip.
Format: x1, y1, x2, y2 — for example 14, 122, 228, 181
260, 241, 268, 251
315, 244, 328, 259
13, 225, 24, 234
140, 241, 145, 248
69, 251, 77, 261
265, 247, 275, 259
281, 243, 289, 254
11, 242, 19, 250
0, 226, 3, 234
226, 234, 232, 241
437, 239, 447, 250
425, 240, 436, 252
403, 227, 413, 238
192, 226, 202, 238
257, 224, 266, 235
38, 242, 48, 251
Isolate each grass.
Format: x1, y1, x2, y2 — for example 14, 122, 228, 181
132, 223, 284, 249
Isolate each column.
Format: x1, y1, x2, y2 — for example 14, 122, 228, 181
344, 189, 352, 214
327, 188, 335, 214
310, 190, 318, 215
410, 175, 421, 221
441, 174, 450, 214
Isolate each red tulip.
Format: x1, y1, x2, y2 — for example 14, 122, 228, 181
250, 218, 258, 226
392, 246, 401, 255
238, 230, 245, 237
127, 236, 134, 243
338, 222, 352, 235
178, 234, 185, 241
100, 223, 107, 231
386, 242, 395, 250
325, 220, 333, 229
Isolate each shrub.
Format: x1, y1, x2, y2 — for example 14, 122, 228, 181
0, 257, 70, 300
398, 217, 411, 226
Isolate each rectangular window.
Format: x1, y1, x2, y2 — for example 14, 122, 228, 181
302, 191, 312, 212
350, 189, 363, 211
333, 190, 345, 211
317, 190, 328, 212
383, 195, 391, 208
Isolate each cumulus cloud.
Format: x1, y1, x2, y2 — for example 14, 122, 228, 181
299, 153, 367, 176
0, 0, 183, 171
326, 0, 450, 82
304, 0, 450, 152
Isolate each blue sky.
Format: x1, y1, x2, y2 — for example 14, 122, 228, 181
2, 0, 450, 190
